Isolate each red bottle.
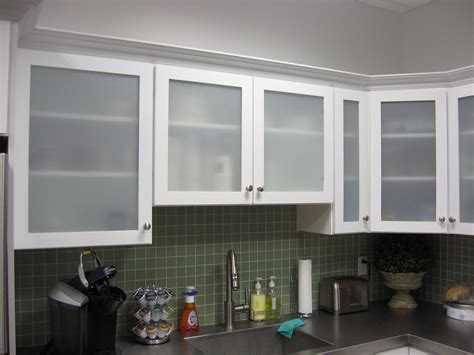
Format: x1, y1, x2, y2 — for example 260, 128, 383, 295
181, 286, 199, 334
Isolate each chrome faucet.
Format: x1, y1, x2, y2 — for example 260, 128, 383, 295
224, 249, 249, 330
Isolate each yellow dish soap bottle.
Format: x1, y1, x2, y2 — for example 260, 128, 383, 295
250, 277, 266, 321
265, 276, 281, 319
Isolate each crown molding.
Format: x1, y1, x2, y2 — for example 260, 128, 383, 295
16, 23, 474, 90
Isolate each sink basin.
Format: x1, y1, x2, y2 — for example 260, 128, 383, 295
186, 326, 332, 355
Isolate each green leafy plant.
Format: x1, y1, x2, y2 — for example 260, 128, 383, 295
374, 236, 434, 273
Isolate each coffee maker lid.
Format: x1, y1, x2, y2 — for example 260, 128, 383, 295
48, 281, 89, 307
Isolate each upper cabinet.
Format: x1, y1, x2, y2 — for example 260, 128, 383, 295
154, 65, 334, 206
154, 65, 254, 205
333, 88, 369, 233
297, 88, 367, 235
12, 50, 154, 249
448, 84, 474, 235
253, 78, 333, 204
370, 89, 448, 234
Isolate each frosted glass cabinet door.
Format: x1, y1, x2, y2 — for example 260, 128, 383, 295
253, 78, 333, 204
448, 84, 474, 235
334, 89, 369, 233
154, 65, 253, 205
13, 49, 154, 249
370, 89, 448, 233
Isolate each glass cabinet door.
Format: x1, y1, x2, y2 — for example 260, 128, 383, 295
448, 84, 474, 235
334, 89, 369, 233
370, 89, 448, 233
14, 50, 153, 249
154, 65, 253, 205
253, 77, 333, 204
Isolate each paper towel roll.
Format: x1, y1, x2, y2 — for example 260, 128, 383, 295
298, 258, 313, 315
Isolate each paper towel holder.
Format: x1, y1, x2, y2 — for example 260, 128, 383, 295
297, 256, 314, 318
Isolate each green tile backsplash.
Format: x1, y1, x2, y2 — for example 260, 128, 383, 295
14, 206, 471, 348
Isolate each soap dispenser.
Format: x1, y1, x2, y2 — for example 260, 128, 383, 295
266, 276, 281, 319
250, 277, 266, 321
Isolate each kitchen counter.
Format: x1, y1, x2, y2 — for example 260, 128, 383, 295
18, 300, 474, 354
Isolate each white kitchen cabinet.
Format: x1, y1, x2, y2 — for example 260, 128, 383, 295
370, 89, 448, 234
154, 66, 333, 206
253, 77, 333, 204
12, 49, 154, 249
333, 88, 369, 233
154, 65, 253, 205
448, 84, 474, 235
297, 88, 367, 234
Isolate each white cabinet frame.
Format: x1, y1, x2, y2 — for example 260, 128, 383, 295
13, 49, 154, 249
334, 89, 369, 233
370, 89, 448, 234
448, 84, 474, 235
253, 77, 333, 204
154, 65, 253, 205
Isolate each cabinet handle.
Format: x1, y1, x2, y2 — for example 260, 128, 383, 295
449, 217, 456, 223
143, 222, 152, 230
438, 216, 446, 223
257, 185, 264, 192
362, 215, 370, 222
245, 185, 253, 192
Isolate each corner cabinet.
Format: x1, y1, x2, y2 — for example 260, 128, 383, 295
12, 49, 154, 249
154, 65, 334, 206
448, 84, 474, 235
369, 89, 448, 234
297, 88, 367, 234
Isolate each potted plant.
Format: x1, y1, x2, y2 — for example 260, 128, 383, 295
374, 236, 434, 309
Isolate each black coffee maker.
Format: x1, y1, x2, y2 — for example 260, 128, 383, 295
46, 249, 126, 355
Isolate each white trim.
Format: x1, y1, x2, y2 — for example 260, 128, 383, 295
447, 84, 474, 236
12, 49, 154, 249
153, 64, 253, 206
370, 89, 448, 234
0, 21, 10, 134
17, 27, 474, 90
253, 77, 333, 204
334, 88, 369, 234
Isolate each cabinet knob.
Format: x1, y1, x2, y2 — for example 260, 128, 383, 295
449, 217, 456, 223
143, 222, 152, 230
245, 185, 253, 192
362, 215, 370, 222
438, 216, 446, 223
256, 185, 264, 192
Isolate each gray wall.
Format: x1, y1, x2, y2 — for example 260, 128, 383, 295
37, 0, 402, 74
36, 0, 474, 75
399, 0, 474, 73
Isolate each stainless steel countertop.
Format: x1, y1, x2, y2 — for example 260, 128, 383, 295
115, 300, 474, 355
18, 300, 474, 354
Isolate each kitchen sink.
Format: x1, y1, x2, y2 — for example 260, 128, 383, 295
186, 325, 332, 355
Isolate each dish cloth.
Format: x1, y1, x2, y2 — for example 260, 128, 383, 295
276, 318, 305, 339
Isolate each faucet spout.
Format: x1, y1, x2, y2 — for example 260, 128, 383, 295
224, 249, 249, 330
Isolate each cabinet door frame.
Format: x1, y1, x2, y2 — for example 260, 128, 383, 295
253, 77, 333, 204
334, 88, 370, 233
369, 89, 448, 233
154, 64, 253, 205
448, 84, 474, 235
13, 49, 154, 249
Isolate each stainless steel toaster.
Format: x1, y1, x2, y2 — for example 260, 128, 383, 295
319, 276, 369, 315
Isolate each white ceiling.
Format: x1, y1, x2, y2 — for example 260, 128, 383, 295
357, 0, 433, 14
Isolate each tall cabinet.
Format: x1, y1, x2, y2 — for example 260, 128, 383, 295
448, 84, 474, 235
370, 89, 448, 233
12, 50, 154, 249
